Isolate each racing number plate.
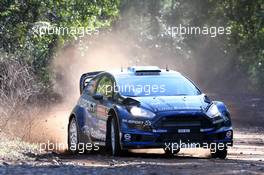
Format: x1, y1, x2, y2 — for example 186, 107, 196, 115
178, 129, 190, 133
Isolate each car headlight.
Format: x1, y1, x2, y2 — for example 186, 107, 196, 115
206, 104, 221, 118
130, 106, 155, 118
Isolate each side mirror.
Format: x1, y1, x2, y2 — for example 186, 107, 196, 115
93, 93, 103, 100
203, 93, 211, 103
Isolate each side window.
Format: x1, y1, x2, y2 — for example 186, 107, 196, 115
96, 76, 113, 99
85, 78, 97, 95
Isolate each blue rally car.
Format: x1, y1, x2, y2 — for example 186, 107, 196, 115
68, 66, 233, 159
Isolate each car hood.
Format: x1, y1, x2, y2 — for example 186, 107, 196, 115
129, 95, 209, 112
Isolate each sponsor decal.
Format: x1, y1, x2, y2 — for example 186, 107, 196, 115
122, 119, 152, 126
212, 118, 224, 124
96, 105, 109, 118
98, 119, 106, 132
153, 129, 167, 133
178, 129, 190, 133
80, 98, 96, 113
90, 128, 105, 140
124, 134, 131, 141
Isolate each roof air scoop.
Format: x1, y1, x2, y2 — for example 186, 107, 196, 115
128, 66, 161, 75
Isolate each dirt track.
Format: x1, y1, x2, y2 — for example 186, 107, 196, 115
0, 93, 264, 175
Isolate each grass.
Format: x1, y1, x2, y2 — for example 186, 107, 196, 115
0, 132, 41, 161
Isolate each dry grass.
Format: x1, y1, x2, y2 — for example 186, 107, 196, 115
0, 132, 40, 161
0, 55, 42, 138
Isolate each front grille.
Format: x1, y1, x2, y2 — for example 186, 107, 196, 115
160, 120, 201, 128
154, 114, 211, 129
158, 133, 204, 142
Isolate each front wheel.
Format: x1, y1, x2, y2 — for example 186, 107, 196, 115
164, 148, 180, 157
211, 147, 228, 159
110, 117, 122, 156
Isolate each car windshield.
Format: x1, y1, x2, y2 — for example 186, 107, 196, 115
115, 75, 201, 97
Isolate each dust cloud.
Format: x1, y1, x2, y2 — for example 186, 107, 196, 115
23, 28, 200, 153
8, 27, 200, 155
52, 33, 147, 105
26, 32, 154, 152
17, 26, 199, 154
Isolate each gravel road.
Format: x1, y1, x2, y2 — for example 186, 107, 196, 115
0, 93, 263, 175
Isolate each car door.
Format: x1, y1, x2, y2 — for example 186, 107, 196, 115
79, 76, 99, 140
92, 74, 114, 142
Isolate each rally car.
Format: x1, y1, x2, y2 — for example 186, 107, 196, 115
68, 66, 233, 159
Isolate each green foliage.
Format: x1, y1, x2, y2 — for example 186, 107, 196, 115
0, 0, 120, 88
119, 0, 264, 91
0, 0, 263, 92
184, 0, 263, 90
221, 0, 264, 89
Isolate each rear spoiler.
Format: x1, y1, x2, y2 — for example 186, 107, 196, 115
79, 71, 102, 94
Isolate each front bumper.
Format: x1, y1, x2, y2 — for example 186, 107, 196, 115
120, 126, 233, 149
119, 110, 233, 149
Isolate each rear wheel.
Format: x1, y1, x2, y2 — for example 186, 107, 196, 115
68, 117, 79, 154
110, 117, 122, 156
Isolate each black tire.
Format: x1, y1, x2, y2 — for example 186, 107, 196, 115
211, 151, 218, 158
217, 149, 228, 159
211, 148, 228, 159
68, 117, 80, 154
164, 148, 180, 157
109, 117, 122, 156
